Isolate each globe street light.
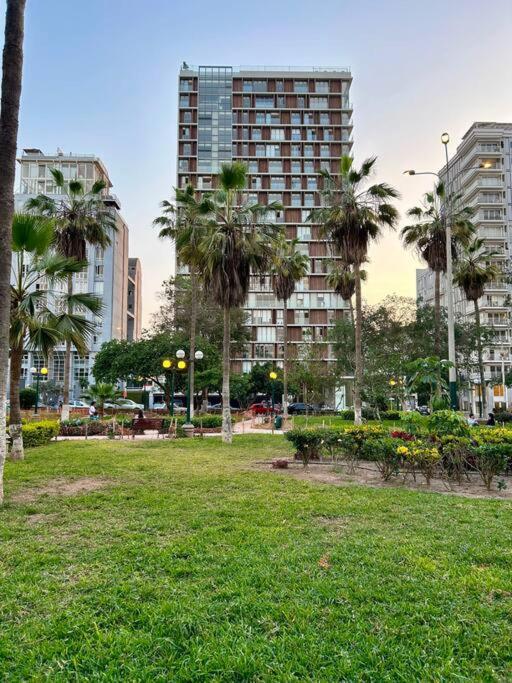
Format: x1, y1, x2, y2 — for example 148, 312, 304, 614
31, 366, 48, 414
269, 370, 278, 416
162, 359, 175, 416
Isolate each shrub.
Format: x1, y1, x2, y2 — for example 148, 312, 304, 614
160, 415, 224, 431
428, 410, 470, 438
474, 427, 512, 446
19, 387, 37, 409
284, 429, 329, 466
390, 430, 415, 441
397, 441, 441, 485
381, 410, 401, 421
363, 437, 401, 480
439, 436, 474, 484
493, 411, 512, 423
22, 420, 59, 448
399, 411, 424, 435
59, 420, 108, 436
473, 444, 511, 490
339, 407, 378, 421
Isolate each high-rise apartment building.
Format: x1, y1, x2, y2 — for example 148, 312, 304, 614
416, 122, 512, 410
176, 64, 353, 381
15, 149, 139, 397
127, 257, 143, 341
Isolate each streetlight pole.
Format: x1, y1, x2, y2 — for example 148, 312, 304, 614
31, 366, 48, 414
178, 349, 203, 436
269, 371, 277, 417
162, 359, 175, 416
441, 133, 458, 410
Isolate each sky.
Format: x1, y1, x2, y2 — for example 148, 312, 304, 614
3, 0, 512, 327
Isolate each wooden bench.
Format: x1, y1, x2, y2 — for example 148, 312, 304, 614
130, 418, 164, 438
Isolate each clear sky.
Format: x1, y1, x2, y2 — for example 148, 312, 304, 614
3, 0, 512, 326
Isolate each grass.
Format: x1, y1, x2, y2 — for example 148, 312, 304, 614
1, 436, 511, 681
291, 415, 414, 429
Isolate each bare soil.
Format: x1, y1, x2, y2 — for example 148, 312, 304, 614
257, 460, 512, 500
12, 477, 111, 504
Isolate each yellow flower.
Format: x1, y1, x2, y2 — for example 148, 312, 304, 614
396, 445, 409, 455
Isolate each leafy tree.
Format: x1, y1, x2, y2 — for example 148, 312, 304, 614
154, 185, 211, 417
401, 183, 474, 355
312, 155, 399, 424
326, 263, 366, 324
9, 214, 100, 460
19, 387, 36, 410
197, 162, 281, 442
453, 239, 499, 417
25, 167, 116, 420
287, 343, 336, 408
270, 238, 308, 417
0, 0, 27, 503
407, 357, 453, 410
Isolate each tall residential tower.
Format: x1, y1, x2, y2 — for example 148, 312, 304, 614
176, 64, 353, 377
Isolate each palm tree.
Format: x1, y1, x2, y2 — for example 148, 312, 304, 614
81, 382, 119, 417
453, 238, 500, 417
326, 263, 367, 325
401, 183, 474, 355
271, 238, 309, 418
154, 184, 210, 418
25, 168, 116, 420
9, 213, 102, 459
0, 0, 27, 503
312, 156, 399, 425
198, 162, 282, 442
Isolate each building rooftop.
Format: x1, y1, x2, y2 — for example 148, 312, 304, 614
180, 63, 351, 77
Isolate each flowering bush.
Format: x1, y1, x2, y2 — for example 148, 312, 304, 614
439, 436, 474, 484
473, 444, 511, 490
391, 430, 415, 441
364, 437, 402, 480
428, 410, 470, 438
396, 442, 441, 485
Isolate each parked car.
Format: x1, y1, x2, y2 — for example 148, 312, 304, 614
288, 402, 315, 415
209, 401, 240, 412
248, 402, 271, 415
104, 398, 144, 411
69, 399, 88, 408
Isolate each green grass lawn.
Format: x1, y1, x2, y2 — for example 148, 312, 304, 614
1, 436, 511, 681
291, 415, 410, 429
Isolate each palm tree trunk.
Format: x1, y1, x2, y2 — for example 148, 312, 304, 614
8, 341, 24, 460
221, 306, 232, 443
434, 270, 441, 357
0, 0, 26, 504
474, 299, 486, 418
61, 273, 73, 421
348, 298, 355, 327
282, 298, 288, 418
353, 263, 363, 425
188, 268, 197, 419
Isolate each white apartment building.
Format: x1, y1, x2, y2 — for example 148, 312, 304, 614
14, 149, 141, 398
416, 122, 512, 409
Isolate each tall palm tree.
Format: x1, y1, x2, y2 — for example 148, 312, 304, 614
326, 263, 367, 325
198, 162, 282, 442
453, 238, 499, 417
401, 183, 474, 355
312, 155, 399, 425
154, 184, 211, 418
271, 238, 309, 418
25, 168, 116, 420
81, 382, 119, 417
0, 0, 27, 504
9, 213, 102, 460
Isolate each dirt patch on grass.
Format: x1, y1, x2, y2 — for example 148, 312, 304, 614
25, 512, 60, 525
256, 460, 512, 500
12, 477, 111, 504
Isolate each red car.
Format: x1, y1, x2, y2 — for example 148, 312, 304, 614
248, 402, 271, 415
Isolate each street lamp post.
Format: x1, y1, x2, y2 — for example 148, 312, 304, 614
269, 371, 277, 417
178, 349, 203, 437
31, 366, 48, 414
403, 141, 489, 411
162, 359, 175, 416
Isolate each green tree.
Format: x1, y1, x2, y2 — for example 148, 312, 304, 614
312, 155, 399, 424
9, 214, 101, 460
270, 238, 309, 417
197, 162, 282, 442
0, 0, 27, 503
25, 168, 116, 420
407, 357, 453, 410
326, 264, 366, 325
81, 382, 119, 417
401, 184, 474, 355
154, 185, 211, 418
453, 238, 499, 417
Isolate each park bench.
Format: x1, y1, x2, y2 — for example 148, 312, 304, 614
130, 418, 164, 438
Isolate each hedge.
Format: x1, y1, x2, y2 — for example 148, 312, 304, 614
22, 420, 59, 448
338, 409, 401, 421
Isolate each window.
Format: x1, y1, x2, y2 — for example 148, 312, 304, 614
255, 144, 266, 157
252, 128, 262, 140
268, 193, 283, 204
323, 129, 333, 141
320, 144, 330, 157
304, 145, 314, 156
247, 193, 258, 204
298, 225, 311, 239
277, 96, 285, 108
307, 176, 317, 190
291, 176, 302, 190
180, 79, 193, 92
482, 208, 502, 220
179, 95, 190, 107
95, 264, 104, 278
270, 176, 285, 190
183, 111, 192, 123
291, 144, 301, 157
257, 327, 276, 342
315, 81, 329, 93
248, 160, 258, 173
302, 209, 311, 222
320, 113, 330, 124
183, 143, 192, 155
181, 127, 190, 139
269, 160, 283, 173
291, 161, 301, 173
304, 113, 314, 124
255, 344, 275, 359
178, 159, 189, 172
291, 128, 301, 141
310, 97, 328, 109
266, 144, 280, 157
255, 112, 265, 124
291, 193, 301, 207
291, 112, 301, 124
297, 96, 305, 108
306, 129, 316, 141
276, 80, 284, 92
251, 176, 262, 189
304, 193, 315, 207
320, 160, 330, 170
271, 128, 285, 141
304, 161, 314, 173
294, 80, 308, 93
255, 95, 274, 108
